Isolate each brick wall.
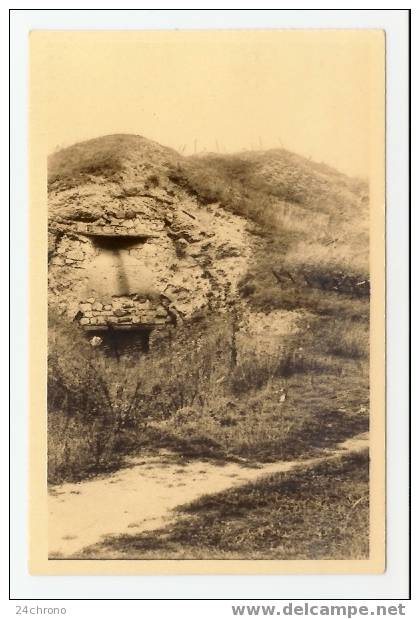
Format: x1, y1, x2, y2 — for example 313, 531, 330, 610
78, 295, 171, 331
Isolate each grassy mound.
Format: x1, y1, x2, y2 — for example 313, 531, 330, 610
48, 136, 370, 484
48, 133, 180, 189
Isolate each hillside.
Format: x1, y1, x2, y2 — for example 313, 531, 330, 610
49, 134, 369, 315
47, 134, 370, 485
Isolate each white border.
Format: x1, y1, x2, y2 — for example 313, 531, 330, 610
9, 8, 409, 601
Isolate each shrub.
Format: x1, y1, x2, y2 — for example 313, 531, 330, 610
47, 312, 237, 481
323, 319, 369, 359
48, 312, 149, 483
229, 351, 294, 395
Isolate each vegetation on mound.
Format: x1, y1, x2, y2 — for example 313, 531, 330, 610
48, 133, 180, 190
74, 450, 369, 560
47, 136, 370, 486
48, 307, 368, 484
169, 149, 369, 313
49, 135, 369, 308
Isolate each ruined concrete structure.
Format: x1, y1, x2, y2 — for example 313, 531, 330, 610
49, 214, 175, 335
48, 135, 252, 352
47, 134, 368, 360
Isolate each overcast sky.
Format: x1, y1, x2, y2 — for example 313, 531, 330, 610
35, 30, 382, 177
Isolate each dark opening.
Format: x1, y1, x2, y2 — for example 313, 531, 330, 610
90, 235, 147, 251
93, 328, 151, 359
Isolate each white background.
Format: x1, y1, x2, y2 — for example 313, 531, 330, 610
4, 4, 413, 615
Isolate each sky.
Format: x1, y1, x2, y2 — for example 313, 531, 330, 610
32, 30, 383, 177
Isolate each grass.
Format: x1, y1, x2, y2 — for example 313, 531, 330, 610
48, 143, 123, 188
48, 308, 369, 483
48, 133, 180, 190
144, 312, 369, 463
75, 449, 369, 560
48, 311, 153, 483
176, 151, 370, 314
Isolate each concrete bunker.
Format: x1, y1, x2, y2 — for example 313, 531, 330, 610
75, 228, 173, 356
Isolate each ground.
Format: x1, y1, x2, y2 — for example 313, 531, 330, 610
49, 433, 368, 559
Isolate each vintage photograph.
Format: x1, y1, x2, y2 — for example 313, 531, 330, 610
30, 30, 384, 568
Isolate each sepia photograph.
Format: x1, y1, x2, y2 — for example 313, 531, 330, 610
28, 29, 385, 573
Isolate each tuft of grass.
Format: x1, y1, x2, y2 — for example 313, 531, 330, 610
75, 450, 369, 560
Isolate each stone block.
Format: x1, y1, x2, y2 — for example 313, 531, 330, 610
87, 297, 95, 304
80, 318, 89, 326
114, 308, 129, 318
143, 312, 156, 321
80, 303, 92, 312
67, 249, 84, 261
104, 305, 112, 311
51, 257, 65, 266
84, 311, 93, 318
137, 299, 151, 309
92, 302, 103, 311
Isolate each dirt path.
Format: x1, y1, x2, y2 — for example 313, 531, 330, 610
49, 433, 368, 557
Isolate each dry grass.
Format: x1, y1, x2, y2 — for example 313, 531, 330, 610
48, 133, 180, 190
178, 150, 370, 312
48, 312, 152, 483
48, 306, 369, 483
